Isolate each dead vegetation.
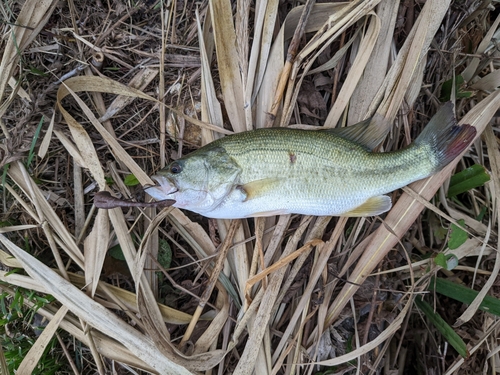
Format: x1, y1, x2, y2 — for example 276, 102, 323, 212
0, 0, 500, 374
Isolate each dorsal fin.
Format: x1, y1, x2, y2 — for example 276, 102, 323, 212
322, 117, 387, 151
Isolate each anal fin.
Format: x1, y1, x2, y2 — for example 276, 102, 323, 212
341, 195, 392, 217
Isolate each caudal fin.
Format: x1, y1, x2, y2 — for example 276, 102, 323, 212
415, 102, 476, 172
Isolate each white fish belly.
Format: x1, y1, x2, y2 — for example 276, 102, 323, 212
201, 186, 372, 219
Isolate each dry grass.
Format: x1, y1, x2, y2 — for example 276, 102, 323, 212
1, 0, 500, 374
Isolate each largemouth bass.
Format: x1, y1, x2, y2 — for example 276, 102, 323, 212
145, 103, 475, 219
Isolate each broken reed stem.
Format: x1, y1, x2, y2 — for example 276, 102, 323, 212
256, 218, 267, 289
331, 31, 346, 106
246, 217, 267, 309
360, 268, 381, 369
180, 219, 241, 346
265, 0, 316, 127
265, 61, 291, 127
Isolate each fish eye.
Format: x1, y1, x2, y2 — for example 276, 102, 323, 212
170, 162, 182, 174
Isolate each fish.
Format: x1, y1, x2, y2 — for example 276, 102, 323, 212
145, 103, 476, 219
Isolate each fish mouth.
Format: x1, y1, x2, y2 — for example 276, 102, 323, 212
144, 175, 178, 200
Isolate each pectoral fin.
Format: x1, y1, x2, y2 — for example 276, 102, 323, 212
238, 178, 281, 201
341, 195, 392, 217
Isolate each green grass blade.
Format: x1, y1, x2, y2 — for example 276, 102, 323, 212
439, 75, 472, 101
448, 219, 468, 250
448, 164, 490, 197
26, 116, 44, 168
123, 174, 140, 186
430, 277, 500, 317
414, 297, 469, 358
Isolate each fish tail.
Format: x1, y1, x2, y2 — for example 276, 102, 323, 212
415, 102, 476, 172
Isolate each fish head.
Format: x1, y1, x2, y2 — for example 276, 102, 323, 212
145, 146, 241, 214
